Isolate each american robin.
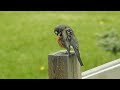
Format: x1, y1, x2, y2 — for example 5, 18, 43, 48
54, 24, 84, 66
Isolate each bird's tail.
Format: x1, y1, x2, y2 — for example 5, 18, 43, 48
73, 48, 84, 66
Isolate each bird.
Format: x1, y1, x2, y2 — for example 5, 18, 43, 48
54, 24, 84, 66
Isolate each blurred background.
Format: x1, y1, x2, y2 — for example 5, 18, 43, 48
0, 11, 120, 79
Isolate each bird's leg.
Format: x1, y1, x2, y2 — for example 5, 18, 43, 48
63, 48, 70, 55
63, 49, 69, 54
68, 45, 71, 56
64, 49, 69, 54
66, 45, 73, 56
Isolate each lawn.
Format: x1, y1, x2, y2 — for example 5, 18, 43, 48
0, 11, 120, 79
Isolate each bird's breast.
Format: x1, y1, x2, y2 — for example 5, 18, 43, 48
57, 36, 66, 48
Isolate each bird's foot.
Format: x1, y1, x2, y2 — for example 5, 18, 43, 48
64, 51, 74, 57
63, 51, 69, 54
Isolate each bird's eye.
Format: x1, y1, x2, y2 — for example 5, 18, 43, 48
55, 31, 58, 35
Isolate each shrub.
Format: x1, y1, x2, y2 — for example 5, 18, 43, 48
96, 30, 120, 55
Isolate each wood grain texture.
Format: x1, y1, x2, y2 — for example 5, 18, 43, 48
48, 50, 81, 79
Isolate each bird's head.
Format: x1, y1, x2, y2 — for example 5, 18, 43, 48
54, 24, 70, 36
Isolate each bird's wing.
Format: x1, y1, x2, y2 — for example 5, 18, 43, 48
65, 28, 84, 66
71, 35, 83, 66
62, 28, 71, 48
64, 28, 79, 48
62, 28, 78, 48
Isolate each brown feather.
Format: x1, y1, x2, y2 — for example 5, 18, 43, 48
57, 34, 66, 48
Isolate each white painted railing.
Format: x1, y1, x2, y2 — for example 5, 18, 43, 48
82, 58, 120, 79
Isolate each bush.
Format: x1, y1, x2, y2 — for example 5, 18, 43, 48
96, 29, 120, 55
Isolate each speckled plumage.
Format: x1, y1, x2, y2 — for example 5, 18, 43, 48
54, 25, 84, 66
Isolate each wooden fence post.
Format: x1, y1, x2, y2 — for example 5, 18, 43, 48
48, 50, 81, 79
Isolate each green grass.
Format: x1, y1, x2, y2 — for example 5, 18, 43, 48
0, 11, 120, 78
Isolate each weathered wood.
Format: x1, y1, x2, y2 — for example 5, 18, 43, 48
48, 50, 81, 79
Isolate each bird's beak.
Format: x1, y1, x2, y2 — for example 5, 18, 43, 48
58, 33, 60, 36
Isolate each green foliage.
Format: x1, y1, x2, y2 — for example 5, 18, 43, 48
96, 29, 120, 55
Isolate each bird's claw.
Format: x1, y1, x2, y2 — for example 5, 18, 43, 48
65, 51, 74, 57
